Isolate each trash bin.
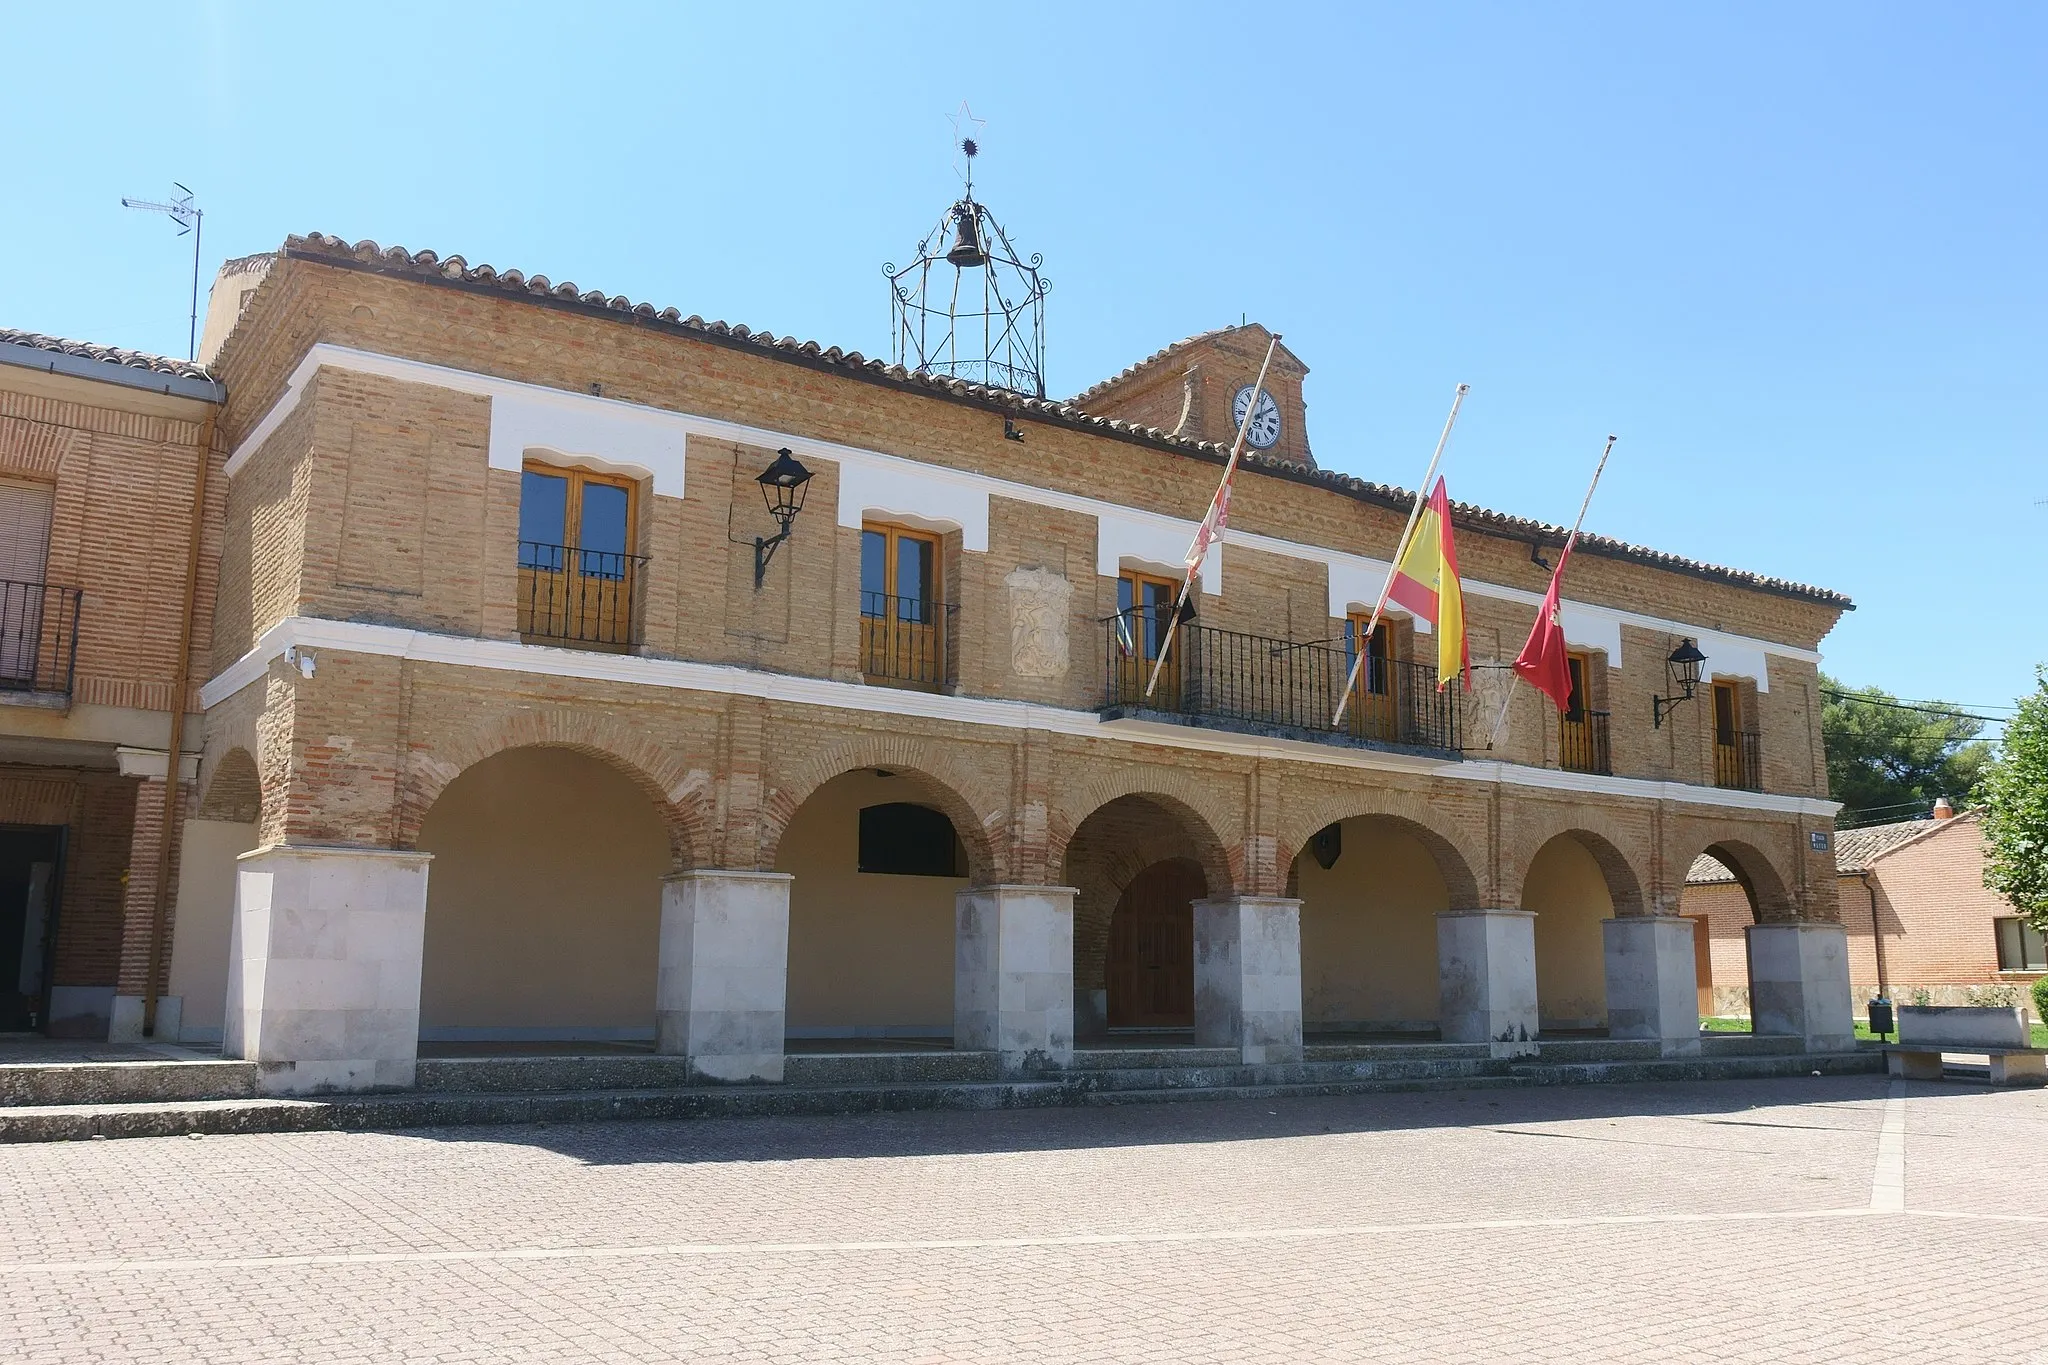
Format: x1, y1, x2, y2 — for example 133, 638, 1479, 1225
1867, 998, 1893, 1039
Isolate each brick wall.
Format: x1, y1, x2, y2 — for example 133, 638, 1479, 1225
197, 248, 1854, 936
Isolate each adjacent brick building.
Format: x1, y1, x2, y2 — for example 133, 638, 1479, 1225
0, 329, 223, 1039
5, 231, 1867, 1089
1686, 802, 2043, 1021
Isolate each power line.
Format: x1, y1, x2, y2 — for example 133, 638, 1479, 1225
1819, 689, 2008, 725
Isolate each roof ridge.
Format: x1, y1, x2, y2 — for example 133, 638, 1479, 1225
275, 232, 1854, 610
1067, 323, 1300, 407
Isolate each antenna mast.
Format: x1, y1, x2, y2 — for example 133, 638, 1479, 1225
121, 184, 203, 361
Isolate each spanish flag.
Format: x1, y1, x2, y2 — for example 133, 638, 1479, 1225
1384, 477, 1471, 690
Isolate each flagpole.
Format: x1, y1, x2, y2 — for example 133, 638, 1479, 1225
1143, 332, 1282, 698
1484, 434, 1617, 748
1330, 382, 1470, 728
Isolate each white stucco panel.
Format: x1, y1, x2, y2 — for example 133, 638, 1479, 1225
1099, 511, 1217, 593
1324, 556, 1428, 633
1694, 629, 1772, 693
836, 461, 990, 551
1556, 604, 1624, 663
489, 389, 688, 496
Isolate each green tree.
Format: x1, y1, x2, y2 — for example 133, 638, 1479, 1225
1981, 667, 2048, 931
1822, 674, 1992, 825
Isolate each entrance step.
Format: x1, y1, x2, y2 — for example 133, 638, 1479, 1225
0, 1047, 1889, 1144
0, 1059, 259, 1108
1700, 1033, 1808, 1057
1508, 1050, 1878, 1086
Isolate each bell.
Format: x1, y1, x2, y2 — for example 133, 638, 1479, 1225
945, 207, 987, 268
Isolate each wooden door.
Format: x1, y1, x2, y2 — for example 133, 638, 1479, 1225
861, 524, 944, 688
1106, 859, 1202, 1028
0, 481, 52, 686
1558, 652, 1593, 769
1691, 914, 1713, 1018
1344, 615, 1398, 740
1115, 572, 1184, 710
518, 463, 637, 647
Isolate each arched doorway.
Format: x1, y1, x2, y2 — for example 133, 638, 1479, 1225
1524, 835, 1616, 1033
1106, 858, 1203, 1028
1060, 791, 1230, 1040
1291, 816, 1464, 1036
777, 769, 971, 1043
417, 746, 670, 1042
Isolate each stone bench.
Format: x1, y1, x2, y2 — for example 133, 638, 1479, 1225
1884, 1004, 2047, 1087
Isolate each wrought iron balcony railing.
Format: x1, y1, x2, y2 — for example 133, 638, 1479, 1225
1560, 709, 1611, 775
517, 542, 647, 649
860, 592, 957, 691
0, 580, 82, 699
1715, 730, 1763, 792
1100, 610, 1461, 755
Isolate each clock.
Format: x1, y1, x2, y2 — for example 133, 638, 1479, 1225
1231, 385, 1283, 450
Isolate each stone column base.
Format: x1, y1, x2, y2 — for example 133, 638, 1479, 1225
1194, 896, 1303, 1064
955, 885, 1075, 1073
225, 845, 432, 1095
1438, 909, 1538, 1058
108, 994, 183, 1045
1746, 921, 1854, 1052
657, 870, 791, 1083
1603, 916, 1701, 1057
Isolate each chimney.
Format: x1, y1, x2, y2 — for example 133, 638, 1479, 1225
1931, 797, 1955, 821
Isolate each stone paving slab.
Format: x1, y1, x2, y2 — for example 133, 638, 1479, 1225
1, 1075, 2043, 1362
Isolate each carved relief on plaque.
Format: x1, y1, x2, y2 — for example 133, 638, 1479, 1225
1004, 566, 1074, 679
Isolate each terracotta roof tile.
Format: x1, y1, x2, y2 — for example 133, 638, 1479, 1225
1686, 813, 1974, 884
0, 327, 212, 382
277, 233, 1854, 610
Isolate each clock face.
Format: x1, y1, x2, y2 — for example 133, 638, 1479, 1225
1231, 385, 1283, 450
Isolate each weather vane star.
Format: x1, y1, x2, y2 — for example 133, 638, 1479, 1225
948, 101, 987, 190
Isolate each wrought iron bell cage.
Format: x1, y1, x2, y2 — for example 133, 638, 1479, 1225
886, 193, 1050, 398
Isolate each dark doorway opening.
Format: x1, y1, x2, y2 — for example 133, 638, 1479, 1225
1106, 858, 1202, 1028
0, 826, 65, 1033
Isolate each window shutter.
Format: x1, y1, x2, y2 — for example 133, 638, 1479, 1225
0, 480, 53, 584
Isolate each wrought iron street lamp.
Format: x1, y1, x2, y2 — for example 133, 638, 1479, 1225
753, 448, 813, 588
1651, 637, 1708, 729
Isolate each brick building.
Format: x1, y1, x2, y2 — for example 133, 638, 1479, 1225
0, 329, 223, 1040
1686, 802, 2044, 1021
4, 232, 1864, 1090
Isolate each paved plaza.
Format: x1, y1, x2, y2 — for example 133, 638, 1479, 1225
2, 1075, 2044, 1363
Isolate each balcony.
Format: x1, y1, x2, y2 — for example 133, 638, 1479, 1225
860, 592, 956, 692
1559, 709, 1611, 775
1715, 730, 1762, 791
517, 542, 647, 650
0, 580, 82, 701
1099, 611, 1461, 756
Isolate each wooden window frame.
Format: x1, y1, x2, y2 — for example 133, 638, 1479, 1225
860, 522, 948, 690
521, 459, 638, 558
1343, 612, 1401, 740
518, 459, 641, 649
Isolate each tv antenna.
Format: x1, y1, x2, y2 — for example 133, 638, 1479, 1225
120, 184, 203, 361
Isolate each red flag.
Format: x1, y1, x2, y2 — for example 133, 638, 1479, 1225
1512, 544, 1574, 712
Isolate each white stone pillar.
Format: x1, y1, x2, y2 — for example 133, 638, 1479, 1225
955, 885, 1075, 1072
1194, 896, 1303, 1064
1438, 909, 1538, 1057
224, 845, 432, 1095
656, 870, 791, 1082
1603, 915, 1702, 1057
1746, 921, 1854, 1052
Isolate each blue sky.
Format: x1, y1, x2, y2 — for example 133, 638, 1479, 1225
5, 3, 2041, 724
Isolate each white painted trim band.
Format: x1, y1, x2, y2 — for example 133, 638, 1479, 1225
203, 617, 1840, 820
223, 345, 1821, 677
